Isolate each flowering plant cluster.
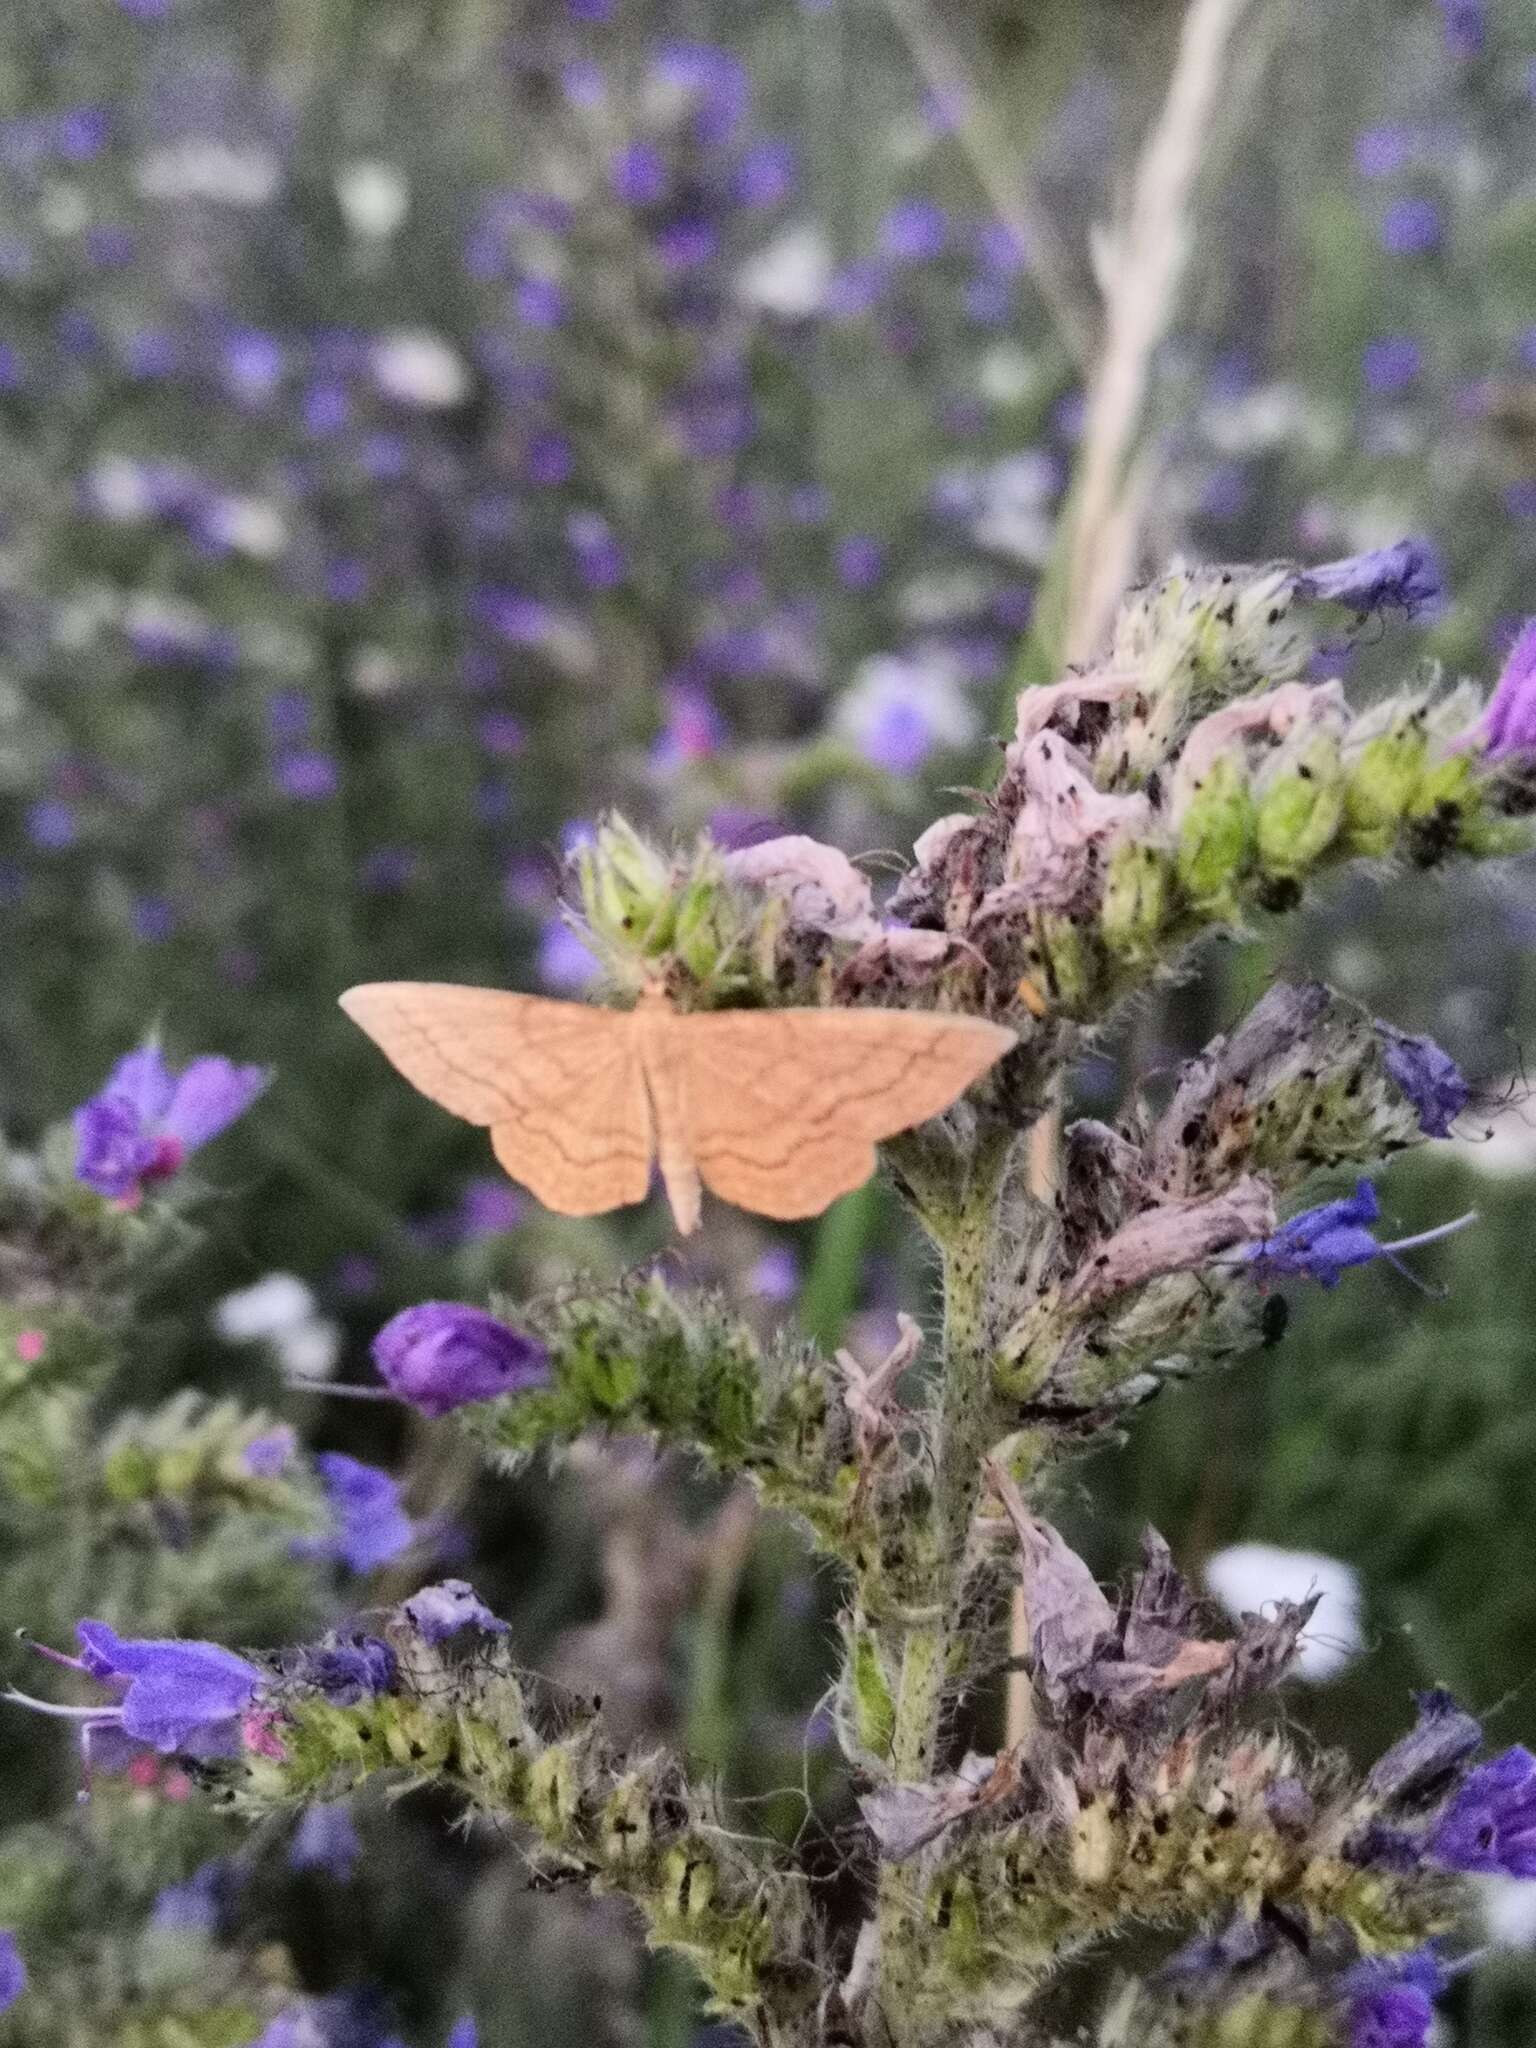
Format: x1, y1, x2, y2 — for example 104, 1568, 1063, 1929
3, 553, 1535, 2047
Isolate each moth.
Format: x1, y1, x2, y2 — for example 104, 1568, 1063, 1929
340, 981, 1015, 1234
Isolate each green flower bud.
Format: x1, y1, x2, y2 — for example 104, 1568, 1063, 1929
671, 857, 744, 986
1174, 753, 1255, 915
1108, 563, 1308, 781
1255, 733, 1345, 878
1406, 750, 1529, 862
576, 813, 678, 964
1100, 840, 1172, 960
527, 1740, 581, 1842
101, 1442, 157, 1503
1032, 912, 1096, 1012
601, 1773, 653, 1864
1343, 719, 1430, 855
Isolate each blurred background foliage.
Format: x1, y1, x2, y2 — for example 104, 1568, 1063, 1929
3, 0, 1536, 2041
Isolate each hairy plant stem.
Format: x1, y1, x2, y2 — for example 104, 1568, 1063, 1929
867, 1126, 1016, 2047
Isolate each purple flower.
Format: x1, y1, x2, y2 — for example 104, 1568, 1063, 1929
242, 1427, 297, 1479
290, 1802, 362, 1881
313, 1454, 415, 1572
1293, 540, 1439, 613
525, 431, 573, 486
1238, 1180, 1475, 1289
255, 1990, 406, 2048
1375, 1024, 1468, 1136
1380, 197, 1442, 257
275, 750, 340, 801
1367, 1690, 1484, 1804
733, 140, 795, 208
612, 142, 666, 205
653, 43, 749, 145
835, 534, 886, 591
447, 2023, 478, 2048
1431, 1744, 1536, 1875
371, 1303, 550, 1418
293, 1635, 398, 1704
1343, 1951, 1445, 2048
224, 328, 284, 402
653, 217, 718, 272
0, 1932, 24, 2013
1477, 616, 1536, 757
1356, 124, 1413, 178
880, 198, 947, 263
514, 277, 566, 328
73, 1046, 270, 1202
538, 915, 598, 991
706, 807, 785, 852
151, 1860, 232, 1932
454, 1178, 523, 1240
403, 1579, 509, 1644
749, 1246, 800, 1300
27, 798, 78, 849
74, 1620, 262, 1753
1437, 0, 1485, 57
1362, 336, 1423, 394
567, 511, 627, 587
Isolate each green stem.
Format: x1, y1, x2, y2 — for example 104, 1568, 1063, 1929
931, 1127, 1014, 1568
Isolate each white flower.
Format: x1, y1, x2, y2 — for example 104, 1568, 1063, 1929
1481, 1874, 1536, 1948
1204, 1541, 1362, 1682
976, 344, 1039, 408
1450, 1092, 1536, 1178
137, 142, 282, 208
335, 161, 409, 239
214, 1274, 316, 1343
970, 452, 1057, 566
202, 495, 288, 560
275, 1319, 342, 1382
83, 458, 156, 523
736, 225, 832, 319
835, 648, 976, 775
371, 331, 471, 409
213, 1273, 340, 1382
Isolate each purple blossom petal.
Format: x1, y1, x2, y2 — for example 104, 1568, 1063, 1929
289, 1802, 362, 1881
1343, 1950, 1446, 2048
1376, 1024, 1469, 1137
1479, 616, 1536, 757
314, 1454, 415, 1573
1292, 539, 1439, 613
74, 1096, 158, 1200
370, 1303, 550, 1417
73, 1621, 262, 1752
1431, 1744, 1536, 1875
293, 1635, 398, 1704
0, 1931, 24, 2013
403, 1579, 509, 1644
102, 1046, 178, 1122
160, 1057, 271, 1150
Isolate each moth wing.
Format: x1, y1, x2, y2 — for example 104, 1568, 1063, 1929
676, 1007, 1015, 1221
339, 982, 652, 1216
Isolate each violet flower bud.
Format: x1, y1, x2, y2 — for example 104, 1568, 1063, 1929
403, 1579, 508, 1644
73, 1045, 269, 1202
1375, 1023, 1469, 1137
1429, 1744, 1536, 1875
1238, 1180, 1475, 1289
370, 1303, 550, 1418
1343, 1950, 1444, 2048
1476, 616, 1536, 758
1292, 538, 1440, 615
0, 1931, 24, 2013
312, 1454, 414, 1572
